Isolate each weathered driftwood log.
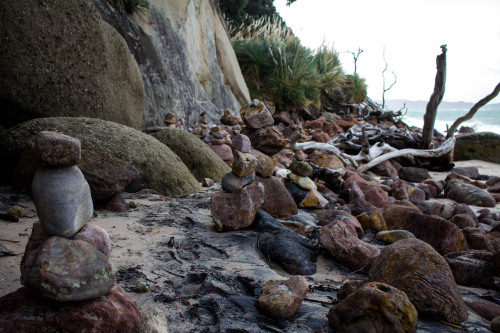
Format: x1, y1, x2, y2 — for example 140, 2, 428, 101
420, 45, 447, 149
290, 132, 358, 167
445, 82, 500, 139
357, 136, 456, 173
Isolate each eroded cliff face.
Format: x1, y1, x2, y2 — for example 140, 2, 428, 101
0, 0, 249, 129
94, 0, 250, 128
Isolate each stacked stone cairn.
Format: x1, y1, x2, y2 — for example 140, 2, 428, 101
207, 125, 234, 165
1, 131, 140, 332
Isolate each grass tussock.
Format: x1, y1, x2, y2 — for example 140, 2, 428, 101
231, 15, 366, 111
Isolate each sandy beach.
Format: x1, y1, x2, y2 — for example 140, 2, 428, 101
1, 160, 499, 332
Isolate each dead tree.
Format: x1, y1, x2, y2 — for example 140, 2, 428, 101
420, 45, 447, 149
381, 45, 397, 110
445, 82, 500, 138
349, 47, 364, 75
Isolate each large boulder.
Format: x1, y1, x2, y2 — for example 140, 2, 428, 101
94, 0, 250, 128
369, 238, 468, 324
148, 127, 231, 182
0, 117, 202, 195
445, 179, 496, 207
0, 0, 144, 129
454, 132, 500, 164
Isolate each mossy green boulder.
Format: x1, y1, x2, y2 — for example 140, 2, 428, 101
455, 132, 500, 163
0, 117, 202, 195
147, 127, 230, 183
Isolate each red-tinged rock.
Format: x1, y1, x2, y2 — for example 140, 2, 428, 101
273, 111, 292, 126
446, 173, 488, 189
407, 186, 426, 201
404, 212, 467, 255
492, 193, 500, 202
343, 168, 372, 191
104, 193, 129, 212
256, 176, 298, 218
337, 279, 368, 300
319, 221, 379, 272
464, 297, 500, 321
317, 209, 364, 238
240, 101, 274, 129
231, 134, 251, 153
35, 131, 81, 167
311, 131, 330, 143
0, 286, 139, 333
202, 178, 215, 187
445, 251, 495, 288
21, 233, 114, 302
445, 179, 496, 207
370, 160, 398, 178
294, 149, 307, 161
462, 227, 496, 252
349, 181, 365, 201
382, 201, 422, 230
211, 182, 265, 231
364, 185, 389, 208
453, 204, 479, 224
417, 182, 438, 199
208, 143, 234, 164
328, 282, 418, 333
422, 178, 444, 195
244, 127, 287, 156
451, 214, 477, 229
390, 179, 409, 201
369, 238, 468, 324
335, 117, 358, 131
71, 223, 112, 257
303, 117, 325, 130
347, 198, 379, 217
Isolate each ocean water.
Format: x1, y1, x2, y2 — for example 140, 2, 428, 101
402, 109, 500, 135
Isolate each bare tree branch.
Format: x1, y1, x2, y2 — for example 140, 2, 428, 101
381, 45, 397, 110
445, 82, 500, 139
420, 45, 447, 149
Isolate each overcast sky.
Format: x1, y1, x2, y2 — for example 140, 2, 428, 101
274, 0, 500, 104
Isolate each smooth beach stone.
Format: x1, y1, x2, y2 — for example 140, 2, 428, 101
257, 276, 309, 319
288, 173, 317, 191
445, 179, 496, 207
398, 166, 430, 183
319, 221, 380, 272
21, 236, 114, 302
316, 209, 364, 238
232, 150, 259, 177
32, 166, 93, 238
382, 202, 422, 230
0, 286, 139, 333
138, 306, 169, 333
221, 171, 255, 193
376, 230, 415, 244
328, 282, 418, 333
369, 238, 468, 324
211, 182, 264, 231
71, 223, 112, 258
337, 279, 368, 300
256, 176, 298, 218
289, 161, 313, 177
34, 131, 81, 167
208, 143, 234, 164
445, 251, 495, 288
364, 185, 389, 208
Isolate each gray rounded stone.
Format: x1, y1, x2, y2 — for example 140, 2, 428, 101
32, 166, 93, 238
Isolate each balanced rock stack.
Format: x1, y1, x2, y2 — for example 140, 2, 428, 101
0, 131, 140, 332
211, 133, 265, 231
207, 125, 234, 165
288, 160, 329, 209
191, 112, 210, 139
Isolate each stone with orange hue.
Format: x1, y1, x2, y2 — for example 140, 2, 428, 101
240, 101, 274, 129
211, 182, 265, 231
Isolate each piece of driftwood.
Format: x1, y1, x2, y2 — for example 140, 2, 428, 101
357, 136, 456, 173
446, 82, 500, 139
420, 45, 447, 149
290, 132, 358, 167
